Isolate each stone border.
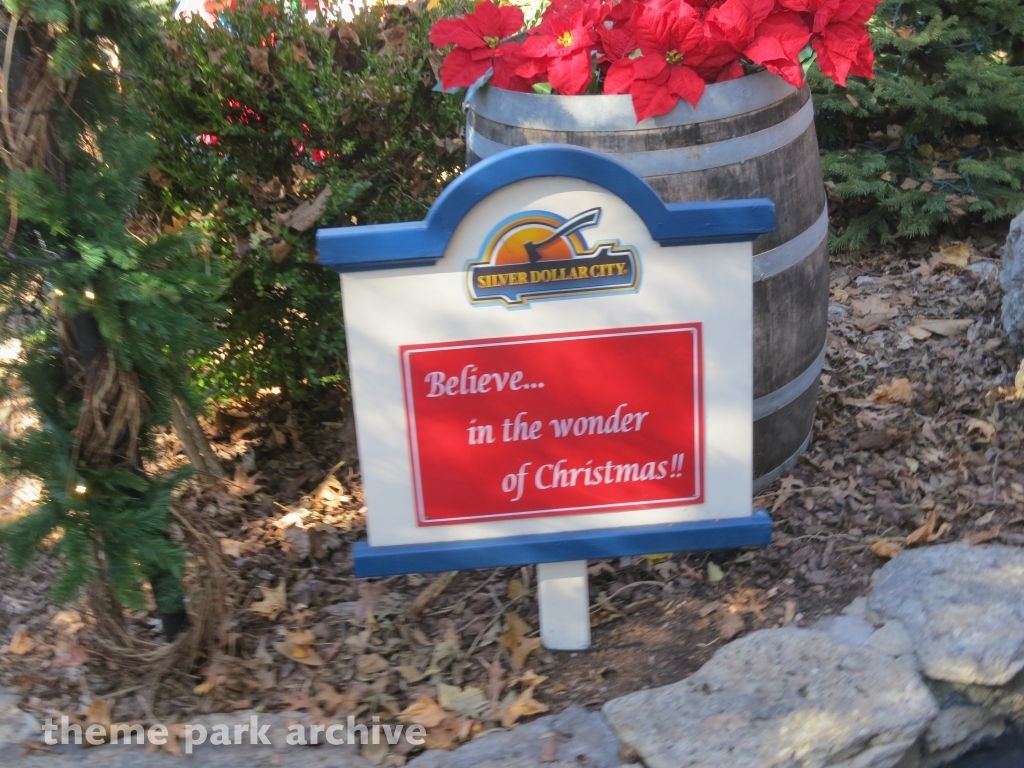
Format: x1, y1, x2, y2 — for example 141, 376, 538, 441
5, 543, 1024, 768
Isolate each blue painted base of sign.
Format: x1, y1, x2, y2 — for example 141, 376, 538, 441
353, 510, 772, 578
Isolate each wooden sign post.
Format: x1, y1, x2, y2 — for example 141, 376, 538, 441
317, 145, 775, 650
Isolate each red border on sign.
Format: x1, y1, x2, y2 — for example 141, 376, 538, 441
400, 324, 705, 525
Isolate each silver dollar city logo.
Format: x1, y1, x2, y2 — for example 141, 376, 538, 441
467, 208, 639, 307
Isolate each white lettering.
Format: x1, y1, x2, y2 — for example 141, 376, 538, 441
424, 371, 445, 397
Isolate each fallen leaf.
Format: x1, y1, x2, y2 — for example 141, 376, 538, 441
283, 525, 312, 560
229, 465, 263, 495
281, 185, 331, 232
871, 540, 903, 559
148, 168, 172, 188
248, 582, 287, 620
87, 699, 111, 728
499, 685, 548, 728
939, 242, 971, 267
508, 578, 526, 600
405, 571, 456, 617
870, 378, 914, 404
356, 653, 389, 677
8, 630, 34, 655
510, 637, 542, 671
906, 325, 932, 340
270, 241, 293, 263
966, 418, 997, 442
399, 695, 449, 728
274, 641, 325, 666
289, 41, 316, 72
783, 600, 797, 624
500, 613, 541, 670
707, 562, 724, 583
245, 45, 271, 75
964, 525, 1001, 546
901, 177, 920, 190
851, 295, 898, 332
50, 640, 88, 668
500, 612, 532, 649
437, 684, 488, 719
913, 319, 973, 337
423, 714, 472, 751
395, 665, 426, 684
220, 538, 249, 558
905, 509, 949, 546
717, 613, 745, 640
49, 609, 84, 635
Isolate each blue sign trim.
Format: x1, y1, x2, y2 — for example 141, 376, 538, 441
317, 145, 775, 273
352, 510, 772, 577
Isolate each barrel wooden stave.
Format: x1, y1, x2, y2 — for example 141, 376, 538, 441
753, 237, 829, 398
466, 72, 828, 491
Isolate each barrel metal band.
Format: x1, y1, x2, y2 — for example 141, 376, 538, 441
753, 430, 813, 494
469, 99, 815, 176
753, 344, 825, 420
753, 205, 829, 281
469, 71, 798, 132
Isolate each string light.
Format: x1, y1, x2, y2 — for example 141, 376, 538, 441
74, 484, 87, 494
54, 288, 64, 296
84, 290, 96, 300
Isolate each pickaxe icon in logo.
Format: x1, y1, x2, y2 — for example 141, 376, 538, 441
523, 208, 601, 264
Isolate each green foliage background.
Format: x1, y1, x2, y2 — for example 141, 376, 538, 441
143, 1, 464, 399
0, 0, 222, 611
811, 0, 1024, 250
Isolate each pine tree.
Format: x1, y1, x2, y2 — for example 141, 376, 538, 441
809, 0, 1024, 250
0, 0, 222, 636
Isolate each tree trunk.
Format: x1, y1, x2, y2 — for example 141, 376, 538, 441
171, 397, 225, 481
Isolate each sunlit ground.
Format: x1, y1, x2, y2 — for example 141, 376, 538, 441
0, 337, 42, 522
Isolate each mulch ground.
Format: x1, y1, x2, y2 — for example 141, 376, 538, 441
2, 231, 1023, 762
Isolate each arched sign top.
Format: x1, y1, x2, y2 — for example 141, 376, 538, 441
316, 144, 775, 273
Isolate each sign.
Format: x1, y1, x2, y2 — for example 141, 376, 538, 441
402, 324, 703, 524
317, 145, 775, 649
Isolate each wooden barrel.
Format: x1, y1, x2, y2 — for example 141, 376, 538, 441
466, 70, 828, 492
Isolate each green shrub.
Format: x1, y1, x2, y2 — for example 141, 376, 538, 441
143, 1, 464, 399
811, 0, 1024, 250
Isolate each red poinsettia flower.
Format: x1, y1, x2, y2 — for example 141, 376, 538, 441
744, 10, 812, 87
429, 0, 526, 91
778, 0, 879, 85
492, 41, 544, 92
520, 4, 598, 95
594, 0, 638, 65
604, 0, 709, 120
812, 21, 873, 85
705, 0, 774, 51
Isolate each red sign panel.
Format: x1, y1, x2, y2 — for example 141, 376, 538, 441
401, 324, 704, 525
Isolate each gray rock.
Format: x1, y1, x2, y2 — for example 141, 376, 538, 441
867, 621, 914, 659
0, 690, 39, 761
407, 706, 622, 768
603, 628, 937, 768
922, 706, 1004, 767
1001, 210, 1024, 350
842, 596, 869, 620
828, 615, 877, 646
940, 671, 1024, 720
866, 543, 1024, 686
